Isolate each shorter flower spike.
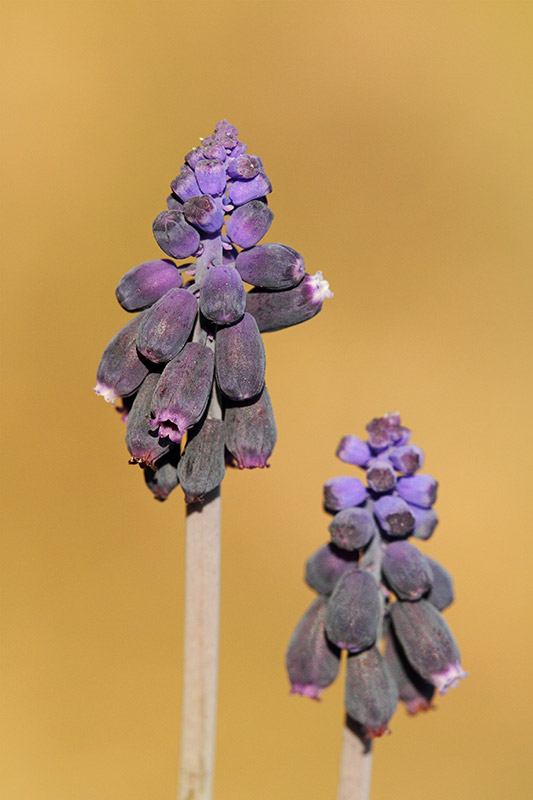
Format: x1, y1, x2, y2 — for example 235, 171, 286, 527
245, 271, 332, 333
384, 630, 435, 715
305, 543, 358, 596
152, 210, 201, 259
224, 386, 277, 469
397, 474, 438, 508
95, 313, 150, 403
225, 199, 274, 248
328, 507, 377, 551
199, 265, 246, 325
373, 495, 415, 537
177, 418, 226, 503
390, 599, 466, 694
144, 450, 180, 501
425, 556, 454, 611
323, 476, 367, 512
344, 647, 399, 738
336, 435, 371, 467
235, 243, 305, 290
286, 598, 341, 700
136, 287, 198, 364
215, 312, 265, 401
325, 569, 381, 652
382, 540, 433, 600
115, 259, 183, 311
125, 373, 172, 468
149, 342, 214, 442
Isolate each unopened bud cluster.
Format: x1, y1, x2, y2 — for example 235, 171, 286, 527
95, 121, 332, 503
286, 413, 466, 738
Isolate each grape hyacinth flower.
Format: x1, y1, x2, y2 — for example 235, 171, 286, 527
286, 413, 465, 794
95, 119, 332, 503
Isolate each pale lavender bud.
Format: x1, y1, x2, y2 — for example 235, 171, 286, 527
224, 385, 277, 469
345, 647, 399, 738
328, 507, 377, 551
199, 265, 246, 325
149, 342, 214, 442
384, 630, 435, 715
336, 435, 371, 467
245, 271, 332, 333
373, 495, 415, 537
166, 194, 182, 210
226, 154, 263, 180
228, 172, 272, 206
215, 312, 265, 401
177, 418, 226, 503
136, 288, 197, 364
152, 210, 200, 259
286, 598, 341, 699
325, 569, 381, 652
304, 543, 357, 596
323, 476, 367, 512
184, 147, 204, 169
382, 541, 433, 600
170, 164, 201, 201
235, 243, 305, 290
194, 158, 226, 195
144, 451, 180, 501
425, 556, 454, 611
201, 140, 227, 161
366, 459, 396, 493
95, 313, 150, 404
397, 475, 438, 508
389, 444, 425, 475
115, 259, 183, 312
410, 504, 439, 540
183, 195, 224, 234
390, 599, 466, 694
226, 199, 274, 248
126, 373, 172, 469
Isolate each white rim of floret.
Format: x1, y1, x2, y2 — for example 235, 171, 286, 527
94, 383, 118, 404
309, 271, 334, 301
431, 662, 468, 694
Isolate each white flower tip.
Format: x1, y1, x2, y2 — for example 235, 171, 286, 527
94, 383, 118, 404
310, 271, 333, 302
432, 662, 468, 694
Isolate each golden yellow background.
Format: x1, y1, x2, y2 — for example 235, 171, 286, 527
2, 2, 532, 798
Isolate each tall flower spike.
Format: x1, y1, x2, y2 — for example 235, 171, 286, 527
287, 412, 464, 740
95, 120, 331, 502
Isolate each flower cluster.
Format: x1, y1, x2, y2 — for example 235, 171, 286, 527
286, 413, 466, 738
95, 120, 332, 503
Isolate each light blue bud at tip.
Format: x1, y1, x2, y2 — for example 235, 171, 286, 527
286, 597, 341, 700
336, 435, 371, 467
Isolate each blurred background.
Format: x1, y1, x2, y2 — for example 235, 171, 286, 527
2, 2, 532, 798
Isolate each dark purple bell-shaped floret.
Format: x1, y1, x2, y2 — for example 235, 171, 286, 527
228, 172, 272, 206
125, 373, 172, 469
373, 495, 415, 537
245, 271, 333, 333
325, 569, 381, 652
336, 435, 371, 467
382, 540, 433, 601
384, 630, 435, 715
389, 444, 425, 475
235, 243, 305, 290
328, 507, 377, 551
183, 195, 224, 234
199, 265, 246, 325
144, 450, 180, 501
115, 259, 183, 312
194, 158, 226, 196
95, 313, 150, 404
149, 342, 214, 442
225, 199, 274, 248
170, 164, 201, 201
425, 556, 454, 611
215, 312, 265, 401
136, 288, 198, 364
397, 475, 438, 508
152, 210, 201, 259
177, 418, 226, 503
305, 543, 358, 596
323, 476, 367, 513
286, 597, 341, 700
224, 385, 277, 469
345, 647, 399, 738
390, 599, 466, 694
410, 504, 439, 540
366, 459, 397, 493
